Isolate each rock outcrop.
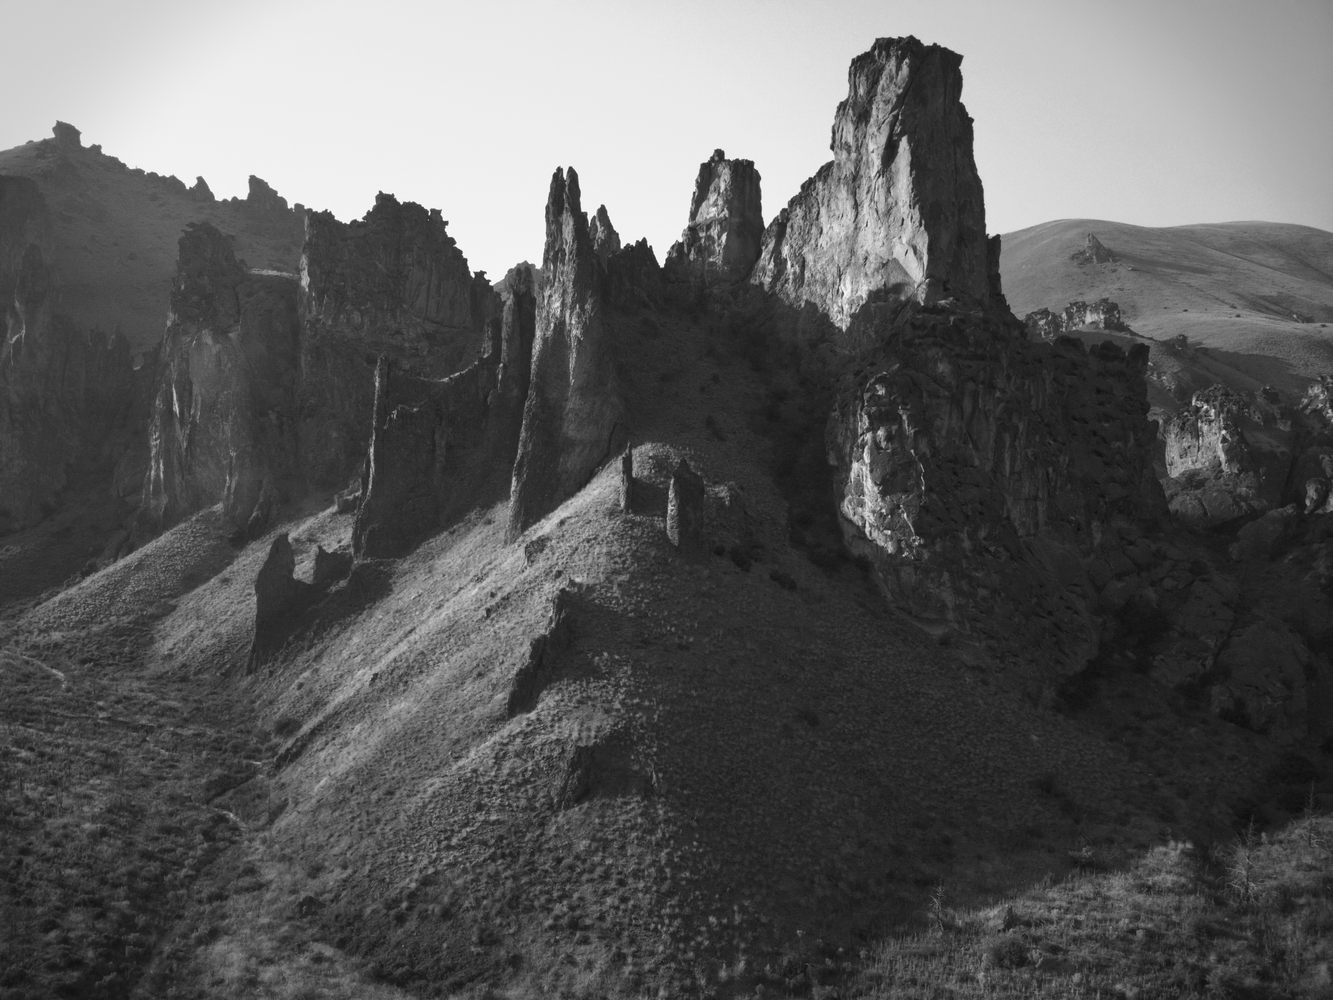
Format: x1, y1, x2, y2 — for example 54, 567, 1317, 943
665, 149, 763, 285
1024, 298, 1129, 340
140, 223, 301, 534
666, 458, 706, 556
1162, 386, 1294, 525
507, 168, 637, 539
1, 242, 135, 532
299, 194, 502, 489
1071, 232, 1116, 265
589, 206, 621, 261
752, 36, 992, 330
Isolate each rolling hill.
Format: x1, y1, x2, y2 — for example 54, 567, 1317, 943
1000, 219, 1333, 407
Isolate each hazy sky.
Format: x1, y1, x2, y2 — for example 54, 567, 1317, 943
3, 0, 1330, 277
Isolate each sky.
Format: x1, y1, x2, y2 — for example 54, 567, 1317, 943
2, 0, 1330, 278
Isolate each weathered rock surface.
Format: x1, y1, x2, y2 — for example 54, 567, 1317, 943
1, 241, 135, 532
140, 223, 301, 534
249, 533, 312, 667
1071, 232, 1116, 265
299, 194, 501, 489
589, 205, 621, 261
1162, 385, 1294, 525
1024, 298, 1129, 340
507, 588, 574, 716
507, 167, 640, 539
665, 149, 763, 285
752, 36, 992, 329
666, 458, 706, 556
829, 308, 1164, 670
353, 267, 537, 557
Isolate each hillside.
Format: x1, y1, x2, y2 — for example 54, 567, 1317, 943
1000, 219, 1333, 407
0, 123, 305, 353
3, 37, 1332, 1000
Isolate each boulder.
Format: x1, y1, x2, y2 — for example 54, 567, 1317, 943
249, 533, 313, 668
665, 149, 763, 285
51, 121, 81, 149
507, 167, 626, 539
751, 36, 992, 329
1071, 233, 1115, 265
507, 588, 574, 716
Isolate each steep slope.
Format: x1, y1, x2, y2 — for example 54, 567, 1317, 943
1000, 219, 1333, 402
0, 122, 305, 353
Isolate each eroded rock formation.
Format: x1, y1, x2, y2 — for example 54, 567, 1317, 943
665, 149, 763, 285
1071, 232, 1116, 265
300, 194, 501, 489
1162, 386, 1294, 525
666, 458, 706, 556
507, 168, 638, 539
752, 37, 991, 329
590, 205, 621, 261
140, 223, 301, 534
1024, 298, 1129, 340
352, 267, 537, 557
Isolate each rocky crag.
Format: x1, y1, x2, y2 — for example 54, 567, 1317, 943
137, 193, 517, 544
752, 37, 992, 331
506, 169, 657, 539
665, 149, 763, 286
1024, 297, 1130, 340
139, 223, 301, 537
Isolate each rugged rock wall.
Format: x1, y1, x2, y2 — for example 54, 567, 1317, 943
353, 268, 537, 557
829, 308, 1164, 666
507, 167, 631, 539
140, 223, 301, 534
752, 36, 991, 330
1, 243, 134, 532
1163, 381, 1333, 526
665, 149, 763, 285
299, 194, 501, 488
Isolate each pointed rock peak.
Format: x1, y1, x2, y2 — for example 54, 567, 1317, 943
51, 121, 81, 149
246, 175, 289, 215
189, 176, 214, 203
590, 205, 621, 262
667, 150, 763, 286
753, 35, 991, 326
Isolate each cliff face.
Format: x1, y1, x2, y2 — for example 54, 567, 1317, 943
752, 36, 991, 330
299, 194, 501, 488
506, 168, 629, 539
352, 271, 537, 557
140, 224, 300, 534
0, 242, 134, 533
665, 149, 763, 285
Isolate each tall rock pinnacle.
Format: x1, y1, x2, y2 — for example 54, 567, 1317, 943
665, 149, 763, 285
752, 36, 991, 328
506, 167, 623, 540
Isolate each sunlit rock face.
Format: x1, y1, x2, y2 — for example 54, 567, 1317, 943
665, 149, 763, 286
507, 167, 628, 540
299, 193, 501, 488
752, 36, 992, 330
140, 223, 301, 534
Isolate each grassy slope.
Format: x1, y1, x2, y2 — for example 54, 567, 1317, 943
1000, 219, 1333, 404
0, 137, 303, 353
2, 305, 1292, 999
